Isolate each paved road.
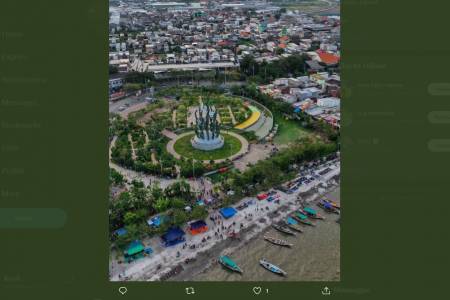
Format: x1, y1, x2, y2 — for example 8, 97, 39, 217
132, 61, 239, 72
109, 95, 149, 114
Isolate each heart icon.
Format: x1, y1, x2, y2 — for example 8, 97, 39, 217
253, 286, 262, 295
118, 287, 128, 295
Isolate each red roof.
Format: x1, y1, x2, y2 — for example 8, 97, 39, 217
217, 40, 230, 47
316, 50, 340, 65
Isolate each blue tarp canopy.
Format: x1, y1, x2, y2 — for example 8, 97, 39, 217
147, 215, 165, 227
161, 227, 186, 247
190, 220, 207, 230
114, 227, 127, 236
220, 207, 237, 219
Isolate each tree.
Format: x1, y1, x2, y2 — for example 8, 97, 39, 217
172, 209, 188, 226
124, 83, 141, 93
150, 182, 164, 201
114, 224, 140, 250
109, 168, 124, 186
165, 180, 192, 200
153, 197, 170, 213
191, 206, 208, 221
170, 198, 186, 209
240, 55, 257, 77
124, 212, 139, 226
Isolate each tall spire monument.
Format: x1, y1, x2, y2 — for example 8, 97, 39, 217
191, 101, 224, 151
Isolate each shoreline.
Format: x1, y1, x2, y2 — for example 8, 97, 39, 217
169, 183, 340, 281
109, 159, 340, 282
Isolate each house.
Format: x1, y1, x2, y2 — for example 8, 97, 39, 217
317, 97, 340, 108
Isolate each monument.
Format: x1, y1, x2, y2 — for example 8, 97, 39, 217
191, 102, 224, 151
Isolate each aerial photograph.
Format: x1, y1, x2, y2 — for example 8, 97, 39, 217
108, 0, 340, 282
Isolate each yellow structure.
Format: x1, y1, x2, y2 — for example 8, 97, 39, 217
235, 106, 261, 130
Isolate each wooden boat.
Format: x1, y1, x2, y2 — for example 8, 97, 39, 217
318, 200, 340, 214
285, 217, 303, 233
324, 198, 340, 209
264, 235, 293, 247
219, 255, 243, 273
286, 222, 304, 233
272, 223, 296, 235
292, 212, 315, 226
300, 207, 325, 220
259, 259, 287, 276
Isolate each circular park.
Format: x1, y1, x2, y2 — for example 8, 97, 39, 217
109, 88, 275, 178
171, 131, 246, 162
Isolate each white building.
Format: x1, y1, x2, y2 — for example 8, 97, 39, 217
317, 97, 340, 108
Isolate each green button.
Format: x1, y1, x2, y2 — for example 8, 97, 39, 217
0, 208, 67, 228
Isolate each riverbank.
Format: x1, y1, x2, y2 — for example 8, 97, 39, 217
109, 159, 340, 282
170, 186, 340, 281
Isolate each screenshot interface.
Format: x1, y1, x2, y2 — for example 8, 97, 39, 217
108, 0, 341, 283
1, 1, 448, 300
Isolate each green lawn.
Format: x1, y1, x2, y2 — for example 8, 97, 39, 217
174, 133, 242, 161
273, 114, 311, 145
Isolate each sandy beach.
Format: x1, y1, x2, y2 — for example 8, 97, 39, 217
109, 159, 340, 282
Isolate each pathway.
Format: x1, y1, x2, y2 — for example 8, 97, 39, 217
233, 143, 276, 172
144, 130, 150, 145
151, 152, 158, 165
109, 136, 117, 160
172, 110, 177, 128
187, 106, 197, 128
227, 105, 237, 125
109, 136, 211, 192
119, 102, 148, 119
128, 134, 137, 160
161, 129, 178, 140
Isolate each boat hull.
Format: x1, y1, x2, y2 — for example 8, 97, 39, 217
264, 236, 293, 247
292, 215, 315, 226
272, 224, 296, 235
260, 260, 287, 276
219, 256, 242, 273
286, 223, 303, 233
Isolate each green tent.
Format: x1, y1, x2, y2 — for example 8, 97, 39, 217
124, 240, 145, 256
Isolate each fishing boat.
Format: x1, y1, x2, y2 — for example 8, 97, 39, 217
259, 259, 287, 276
272, 223, 296, 235
300, 207, 325, 220
318, 200, 340, 214
218, 255, 243, 273
264, 235, 293, 247
324, 198, 340, 209
285, 217, 303, 233
292, 212, 315, 226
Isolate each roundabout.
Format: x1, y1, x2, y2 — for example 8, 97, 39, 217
167, 131, 248, 163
